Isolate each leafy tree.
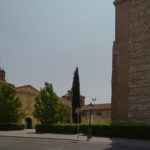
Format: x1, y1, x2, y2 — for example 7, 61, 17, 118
33, 82, 59, 124
72, 67, 81, 123
0, 82, 22, 124
57, 101, 71, 123
34, 82, 71, 124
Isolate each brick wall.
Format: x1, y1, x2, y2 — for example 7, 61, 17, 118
112, 0, 150, 123
112, 0, 129, 121
128, 0, 150, 122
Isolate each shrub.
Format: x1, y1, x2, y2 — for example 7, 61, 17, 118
36, 124, 77, 134
0, 123, 24, 131
36, 123, 150, 139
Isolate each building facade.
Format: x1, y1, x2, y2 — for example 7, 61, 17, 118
0, 69, 39, 128
61, 92, 111, 123
80, 103, 111, 123
61, 91, 85, 107
16, 85, 39, 128
112, 0, 150, 123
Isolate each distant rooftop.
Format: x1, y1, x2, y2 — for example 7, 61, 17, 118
81, 103, 111, 111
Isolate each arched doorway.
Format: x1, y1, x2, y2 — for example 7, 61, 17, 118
25, 117, 32, 129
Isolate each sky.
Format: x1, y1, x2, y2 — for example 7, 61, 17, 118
0, 0, 115, 104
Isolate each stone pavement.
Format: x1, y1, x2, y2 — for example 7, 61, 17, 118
0, 129, 150, 143
0, 129, 112, 143
0, 130, 150, 150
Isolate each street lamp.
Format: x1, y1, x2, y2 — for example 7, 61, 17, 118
92, 97, 96, 123
75, 107, 80, 139
87, 102, 93, 141
92, 97, 96, 104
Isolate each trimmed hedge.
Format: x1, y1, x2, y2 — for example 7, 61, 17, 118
36, 124, 150, 139
0, 123, 24, 131
92, 124, 150, 139
36, 124, 77, 134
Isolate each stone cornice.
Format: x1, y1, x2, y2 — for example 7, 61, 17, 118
114, 0, 128, 6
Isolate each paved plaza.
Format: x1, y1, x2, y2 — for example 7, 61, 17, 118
0, 130, 150, 150
1, 136, 150, 150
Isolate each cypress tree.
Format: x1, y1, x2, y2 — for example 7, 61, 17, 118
72, 67, 81, 123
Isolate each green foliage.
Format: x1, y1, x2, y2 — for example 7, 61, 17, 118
57, 101, 71, 123
36, 124, 77, 134
0, 123, 24, 131
72, 67, 81, 123
81, 120, 112, 125
36, 123, 150, 139
0, 82, 23, 124
33, 82, 71, 124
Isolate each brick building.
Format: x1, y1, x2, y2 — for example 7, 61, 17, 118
61, 91, 85, 107
112, 0, 150, 123
80, 103, 111, 123
61, 91, 111, 123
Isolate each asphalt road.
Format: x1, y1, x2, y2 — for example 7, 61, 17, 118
0, 136, 150, 150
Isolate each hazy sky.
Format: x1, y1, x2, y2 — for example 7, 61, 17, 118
0, 0, 115, 104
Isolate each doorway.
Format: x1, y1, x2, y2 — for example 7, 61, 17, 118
25, 117, 32, 129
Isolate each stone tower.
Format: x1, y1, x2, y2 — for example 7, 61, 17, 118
112, 0, 150, 123
0, 68, 5, 81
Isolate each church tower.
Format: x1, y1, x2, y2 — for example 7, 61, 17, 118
112, 0, 150, 123
0, 68, 6, 81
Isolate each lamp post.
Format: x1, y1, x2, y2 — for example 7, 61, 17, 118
92, 97, 96, 105
75, 107, 80, 139
92, 97, 96, 123
87, 102, 93, 141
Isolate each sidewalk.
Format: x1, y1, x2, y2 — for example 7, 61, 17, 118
0, 129, 150, 146
1, 130, 150, 150
0, 129, 112, 143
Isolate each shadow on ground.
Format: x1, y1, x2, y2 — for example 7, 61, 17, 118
104, 138, 150, 150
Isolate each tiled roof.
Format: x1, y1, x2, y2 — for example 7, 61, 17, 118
81, 103, 111, 111
16, 85, 39, 93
